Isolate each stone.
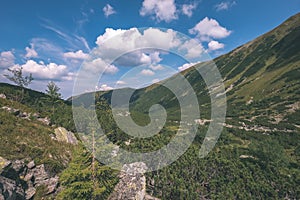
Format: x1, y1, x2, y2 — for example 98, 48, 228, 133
0, 94, 6, 99
0, 158, 60, 199
27, 161, 35, 169
25, 187, 36, 200
12, 160, 25, 174
54, 127, 78, 145
108, 162, 148, 200
46, 176, 59, 194
23, 173, 33, 182
0, 157, 11, 173
145, 194, 161, 200
37, 117, 51, 126
32, 113, 39, 118
0, 175, 25, 200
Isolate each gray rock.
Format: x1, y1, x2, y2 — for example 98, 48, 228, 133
108, 162, 148, 200
46, 176, 59, 194
32, 164, 49, 185
32, 113, 39, 118
0, 158, 60, 199
37, 117, 51, 126
23, 172, 33, 182
0, 157, 11, 173
0, 176, 25, 200
27, 161, 35, 169
25, 187, 36, 200
19, 112, 31, 119
11, 160, 25, 174
54, 127, 78, 145
0, 94, 6, 99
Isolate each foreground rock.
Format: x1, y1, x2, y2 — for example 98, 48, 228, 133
53, 127, 78, 145
0, 158, 59, 199
108, 162, 159, 200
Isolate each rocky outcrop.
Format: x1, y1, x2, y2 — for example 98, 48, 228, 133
108, 162, 160, 200
53, 127, 78, 145
0, 94, 6, 99
0, 158, 59, 200
1, 106, 50, 125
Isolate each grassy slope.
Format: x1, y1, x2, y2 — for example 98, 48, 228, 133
90, 13, 300, 199
0, 12, 299, 200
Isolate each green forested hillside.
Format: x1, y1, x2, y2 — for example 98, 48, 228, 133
91, 12, 300, 199
0, 13, 299, 199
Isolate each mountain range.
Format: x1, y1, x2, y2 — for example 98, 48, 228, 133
0, 12, 299, 199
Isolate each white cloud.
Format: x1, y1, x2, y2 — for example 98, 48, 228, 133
116, 80, 126, 85
63, 50, 89, 60
0, 51, 15, 69
41, 20, 90, 52
85, 27, 208, 76
208, 40, 225, 51
96, 84, 113, 91
189, 17, 231, 41
178, 62, 198, 72
11, 60, 72, 80
83, 58, 118, 74
140, 69, 155, 76
140, 0, 177, 22
215, 1, 236, 11
103, 4, 116, 17
150, 64, 164, 71
152, 78, 160, 84
25, 44, 38, 58
94, 27, 180, 66
180, 39, 204, 58
182, 3, 197, 17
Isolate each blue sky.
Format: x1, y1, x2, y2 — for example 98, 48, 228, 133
0, 0, 299, 98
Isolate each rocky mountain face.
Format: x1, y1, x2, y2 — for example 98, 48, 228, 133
108, 162, 160, 200
0, 157, 58, 200
0, 94, 78, 199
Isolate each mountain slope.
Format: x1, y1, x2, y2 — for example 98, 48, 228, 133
0, 13, 299, 200
85, 13, 300, 199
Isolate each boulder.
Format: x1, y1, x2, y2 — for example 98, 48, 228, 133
37, 117, 51, 126
25, 187, 36, 200
0, 94, 6, 99
54, 127, 78, 145
27, 161, 35, 169
0, 158, 60, 199
108, 162, 148, 200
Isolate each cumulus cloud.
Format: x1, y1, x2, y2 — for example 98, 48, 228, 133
25, 44, 38, 58
81, 27, 207, 78
152, 78, 160, 84
103, 4, 116, 17
178, 62, 198, 72
189, 17, 231, 41
116, 80, 126, 85
182, 3, 197, 17
83, 58, 118, 74
140, 0, 177, 22
96, 84, 113, 91
0, 51, 15, 69
63, 50, 89, 60
149, 64, 164, 71
208, 40, 225, 51
215, 1, 236, 11
11, 60, 72, 80
179, 39, 204, 58
94, 27, 181, 66
140, 69, 155, 76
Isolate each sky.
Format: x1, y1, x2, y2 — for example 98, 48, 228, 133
0, 0, 299, 98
